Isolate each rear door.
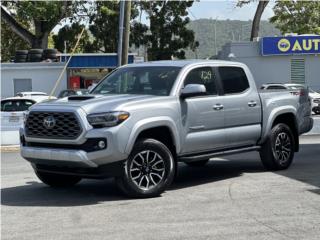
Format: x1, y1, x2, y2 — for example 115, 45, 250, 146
217, 66, 262, 148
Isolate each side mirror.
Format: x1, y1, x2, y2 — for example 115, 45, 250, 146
180, 84, 206, 99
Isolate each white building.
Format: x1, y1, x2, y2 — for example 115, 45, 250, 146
218, 35, 320, 91
1, 62, 67, 99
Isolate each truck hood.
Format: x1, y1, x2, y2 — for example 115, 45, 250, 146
31, 94, 157, 114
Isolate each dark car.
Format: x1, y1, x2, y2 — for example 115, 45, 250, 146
58, 89, 89, 98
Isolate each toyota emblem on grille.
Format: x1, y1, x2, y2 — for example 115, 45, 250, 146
43, 116, 56, 129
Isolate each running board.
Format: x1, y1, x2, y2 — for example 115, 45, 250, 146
178, 146, 261, 162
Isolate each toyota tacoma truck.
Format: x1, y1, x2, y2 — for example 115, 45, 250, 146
20, 60, 313, 198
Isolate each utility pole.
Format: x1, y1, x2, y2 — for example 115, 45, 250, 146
121, 0, 131, 66
214, 16, 219, 56
117, 0, 125, 67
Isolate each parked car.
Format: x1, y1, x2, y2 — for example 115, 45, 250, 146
58, 89, 89, 98
1, 98, 36, 131
261, 83, 320, 114
309, 89, 320, 114
15, 91, 56, 102
20, 60, 313, 198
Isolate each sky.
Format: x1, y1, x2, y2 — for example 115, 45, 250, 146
52, 0, 276, 33
188, 0, 275, 21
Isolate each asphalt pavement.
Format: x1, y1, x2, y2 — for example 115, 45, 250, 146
1, 135, 320, 240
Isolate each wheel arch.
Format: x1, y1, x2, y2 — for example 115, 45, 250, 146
124, 117, 181, 156
261, 109, 299, 152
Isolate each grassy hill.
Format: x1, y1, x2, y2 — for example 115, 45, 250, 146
186, 19, 281, 59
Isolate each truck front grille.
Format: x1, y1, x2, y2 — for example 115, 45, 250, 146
25, 111, 82, 139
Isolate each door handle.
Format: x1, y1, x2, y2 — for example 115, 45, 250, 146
213, 104, 224, 110
248, 101, 257, 107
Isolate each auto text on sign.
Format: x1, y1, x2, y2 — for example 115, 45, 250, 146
261, 36, 320, 56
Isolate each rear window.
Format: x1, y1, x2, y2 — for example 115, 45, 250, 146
1, 100, 35, 112
218, 67, 249, 94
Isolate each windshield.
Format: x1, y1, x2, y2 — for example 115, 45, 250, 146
92, 66, 181, 96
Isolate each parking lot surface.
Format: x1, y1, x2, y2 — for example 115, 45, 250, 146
1, 135, 320, 240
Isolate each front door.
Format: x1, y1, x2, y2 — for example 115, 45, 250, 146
180, 67, 226, 154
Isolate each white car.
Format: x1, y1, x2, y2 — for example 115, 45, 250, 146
1, 93, 56, 132
309, 89, 320, 114
1, 98, 36, 131
15, 91, 57, 102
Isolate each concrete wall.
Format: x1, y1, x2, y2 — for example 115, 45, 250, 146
1, 62, 67, 99
218, 41, 320, 91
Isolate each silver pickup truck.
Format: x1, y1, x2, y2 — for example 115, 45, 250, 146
20, 60, 313, 198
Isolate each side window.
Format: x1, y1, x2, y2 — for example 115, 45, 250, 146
218, 67, 249, 94
184, 67, 217, 95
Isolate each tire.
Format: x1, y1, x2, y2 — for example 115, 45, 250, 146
28, 54, 42, 62
116, 138, 176, 198
43, 48, 57, 55
260, 123, 295, 171
28, 49, 43, 54
43, 53, 57, 58
35, 170, 81, 187
14, 58, 27, 63
15, 50, 28, 55
14, 55, 27, 62
42, 54, 57, 60
15, 55, 27, 59
185, 159, 209, 167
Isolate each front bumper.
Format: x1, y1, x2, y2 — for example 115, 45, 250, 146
20, 123, 130, 171
21, 146, 98, 168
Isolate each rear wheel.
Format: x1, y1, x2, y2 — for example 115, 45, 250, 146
116, 139, 176, 198
260, 123, 295, 170
35, 170, 81, 187
185, 159, 209, 167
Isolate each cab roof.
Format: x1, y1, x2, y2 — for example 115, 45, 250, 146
124, 59, 244, 68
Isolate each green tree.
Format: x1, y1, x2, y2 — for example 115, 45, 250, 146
270, 0, 320, 35
237, 0, 270, 41
1, 21, 30, 62
88, 1, 119, 52
88, 0, 139, 53
53, 23, 93, 53
136, 1, 198, 60
1, 1, 88, 49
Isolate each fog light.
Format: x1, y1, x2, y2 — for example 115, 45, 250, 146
98, 140, 106, 149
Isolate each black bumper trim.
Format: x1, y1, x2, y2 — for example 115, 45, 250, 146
30, 159, 125, 179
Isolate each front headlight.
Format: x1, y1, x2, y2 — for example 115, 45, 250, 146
87, 111, 130, 127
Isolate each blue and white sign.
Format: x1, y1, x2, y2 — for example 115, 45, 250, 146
261, 36, 320, 56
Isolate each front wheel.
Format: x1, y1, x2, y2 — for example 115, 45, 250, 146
35, 170, 81, 187
116, 139, 176, 198
260, 123, 295, 171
